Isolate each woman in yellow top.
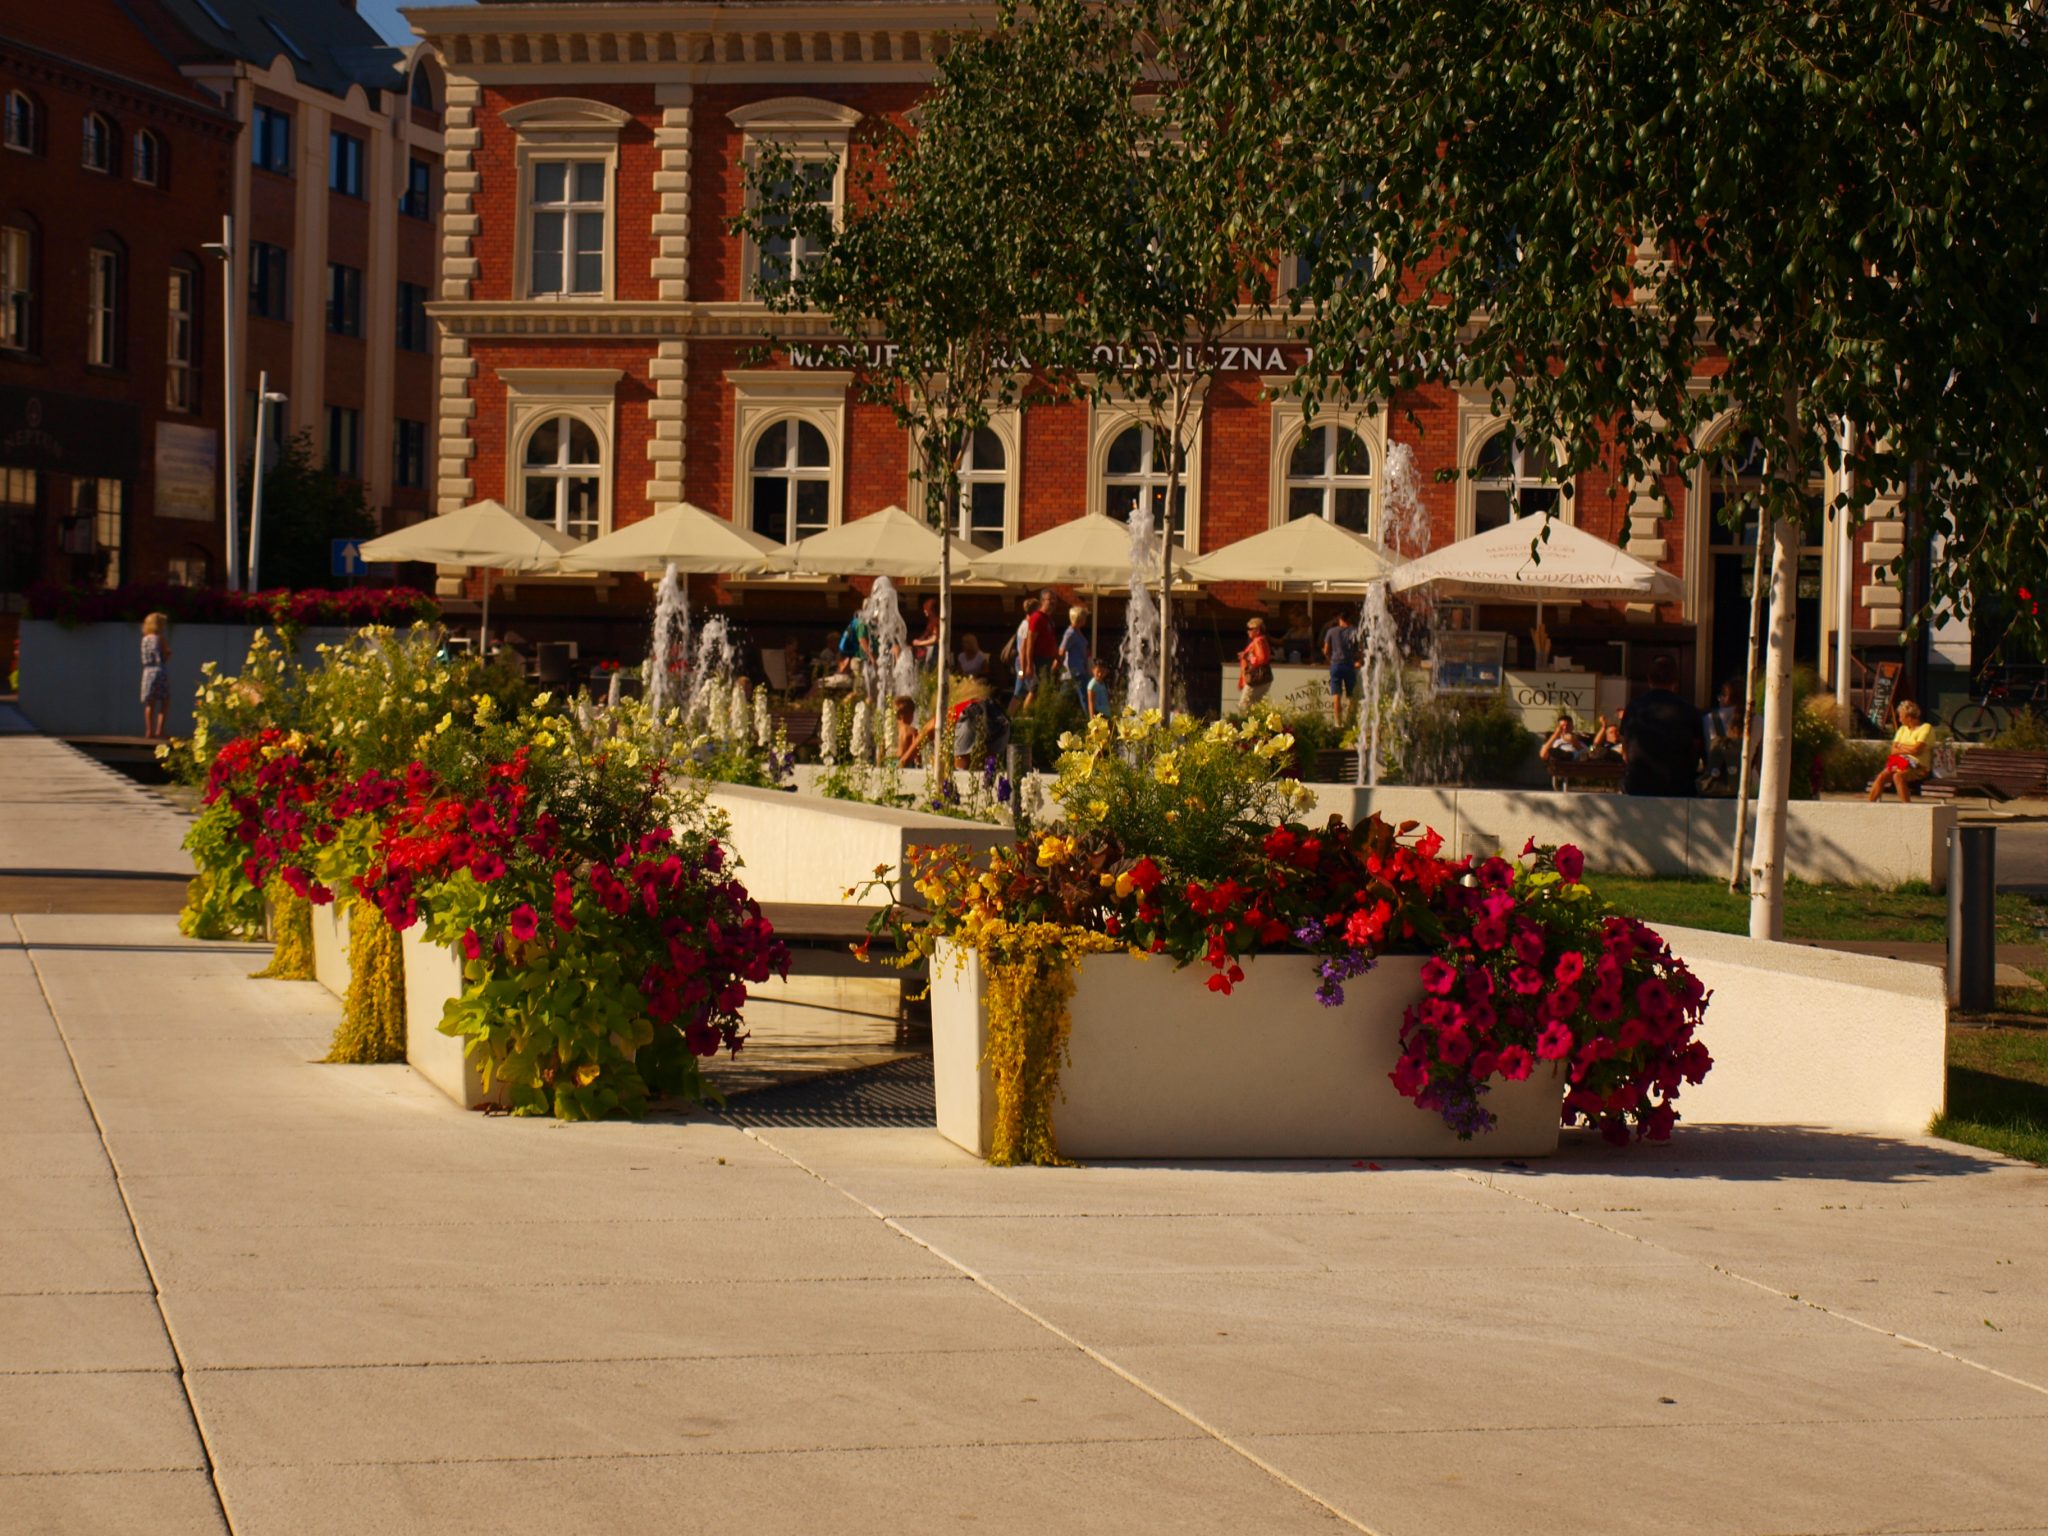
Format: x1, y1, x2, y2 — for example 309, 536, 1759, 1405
1868, 700, 1935, 803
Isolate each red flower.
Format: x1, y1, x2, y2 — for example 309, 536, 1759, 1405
507, 904, 539, 942
1496, 1045, 1534, 1081
1554, 844, 1585, 884
1553, 951, 1585, 987
1535, 1021, 1575, 1061
461, 928, 482, 961
1128, 857, 1162, 893
1509, 965, 1545, 996
1420, 957, 1457, 996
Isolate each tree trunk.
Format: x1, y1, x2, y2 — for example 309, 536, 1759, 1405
1748, 514, 1802, 940
1727, 512, 1771, 890
935, 459, 957, 783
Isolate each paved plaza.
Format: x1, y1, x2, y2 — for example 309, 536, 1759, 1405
4, 730, 2048, 1534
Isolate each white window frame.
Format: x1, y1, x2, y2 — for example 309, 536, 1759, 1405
166, 266, 195, 412
729, 369, 849, 564
86, 245, 119, 367
501, 367, 621, 544
1266, 392, 1383, 535
747, 417, 835, 546
1089, 404, 1202, 547
504, 98, 629, 303
519, 414, 605, 540
729, 99, 860, 301
81, 113, 113, 173
0, 225, 31, 351
903, 411, 1022, 552
1457, 410, 1572, 539
4, 90, 35, 154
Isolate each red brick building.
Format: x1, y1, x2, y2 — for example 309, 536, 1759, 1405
407, 1, 1917, 707
0, 0, 237, 634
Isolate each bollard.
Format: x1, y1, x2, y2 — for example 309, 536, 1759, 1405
1948, 825, 1997, 1013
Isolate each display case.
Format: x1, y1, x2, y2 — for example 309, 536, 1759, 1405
1433, 630, 1507, 695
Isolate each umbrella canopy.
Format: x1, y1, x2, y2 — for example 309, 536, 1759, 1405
357, 499, 581, 571
1387, 516, 1684, 603
970, 513, 1190, 587
555, 502, 789, 575
782, 504, 983, 578
1183, 516, 1398, 586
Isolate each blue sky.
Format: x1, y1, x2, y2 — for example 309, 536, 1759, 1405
362, 0, 467, 46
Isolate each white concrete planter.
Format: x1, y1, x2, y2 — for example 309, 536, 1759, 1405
16, 620, 353, 738
705, 783, 1012, 907
1660, 924, 1948, 1137
1302, 784, 1955, 890
399, 926, 503, 1110
931, 945, 1565, 1161
310, 900, 350, 1000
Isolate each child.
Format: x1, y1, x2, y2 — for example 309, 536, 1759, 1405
1085, 660, 1112, 719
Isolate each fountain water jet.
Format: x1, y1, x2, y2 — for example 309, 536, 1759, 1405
1356, 443, 1433, 787
1120, 503, 1161, 714
646, 563, 689, 718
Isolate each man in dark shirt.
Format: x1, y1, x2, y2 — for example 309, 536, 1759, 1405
1621, 655, 1702, 797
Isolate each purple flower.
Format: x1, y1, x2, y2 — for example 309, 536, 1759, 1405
996, 776, 1012, 804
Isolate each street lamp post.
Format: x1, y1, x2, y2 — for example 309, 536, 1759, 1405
247, 373, 288, 592
200, 215, 240, 591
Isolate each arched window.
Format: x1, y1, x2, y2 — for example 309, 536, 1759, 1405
749, 418, 832, 544
81, 113, 113, 172
4, 91, 37, 154
1472, 427, 1562, 533
132, 129, 161, 185
520, 415, 602, 539
410, 68, 436, 112
957, 426, 1007, 550
1285, 423, 1373, 533
1103, 423, 1187, 535
165, 261, 197, 411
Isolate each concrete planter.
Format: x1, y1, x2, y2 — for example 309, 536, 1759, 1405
399, 926, 503, 1110
16, 620, 353, 738
705, 782, 1012, 906
931, 945, 1564, 1161
310, 900, 350, 1000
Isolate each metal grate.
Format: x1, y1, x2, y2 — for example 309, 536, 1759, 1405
722, 1054, 936, 1129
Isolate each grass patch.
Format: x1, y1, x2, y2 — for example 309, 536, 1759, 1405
1934, 1025, 2048, 1166
1594, 875, 2040, 945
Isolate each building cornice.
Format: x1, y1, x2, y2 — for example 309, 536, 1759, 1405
429, 299, 849, 340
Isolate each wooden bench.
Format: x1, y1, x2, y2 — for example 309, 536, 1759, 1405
769, 709, 822, 753
1550, 757, 1627, 792
1918, 748, 2048, 802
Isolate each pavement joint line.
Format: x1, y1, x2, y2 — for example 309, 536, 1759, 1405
0, 1465, 212, 1480
179, 1343, 1074, 1373
9, 915, 238, 1534
1251, 1411, 2048, 1439
1455, 1169, 2048, 1403
732, 1121, 1389, 1536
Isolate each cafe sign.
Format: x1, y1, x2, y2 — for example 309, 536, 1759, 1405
0, 384, 140, 479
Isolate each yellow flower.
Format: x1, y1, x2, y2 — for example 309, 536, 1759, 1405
1113, 871, 1137, 899
1152, 751, 1180, 786
1035, 835, 1074, 867
434, 714, 454, 735
1088, 799, 1109, 820
533, 730, 557, 750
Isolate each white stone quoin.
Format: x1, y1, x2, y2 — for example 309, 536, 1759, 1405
931, 945, 1567, 1160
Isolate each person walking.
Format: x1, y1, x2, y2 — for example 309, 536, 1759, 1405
1621, 656, 1702, 797
1867, 699, 1935, 803
1025, 590, 1059, 703
956, 632, 989, 678
1238, 617, 1275, 710
1058, 604, 1091, 707
1002, 596, 1037, 703
1323, 611, 1360, 726
910, 597, 941, 670
1085, 659, 1113, 719
139, 611, 171, 739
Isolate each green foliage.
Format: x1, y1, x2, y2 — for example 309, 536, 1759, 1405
165, 630, 304, 787
1821, 738, 1890, 794
1010, 681, 1084, 770
1988, 710, 2048, 752
252, 884, 315, 980
243, 432, 374, 592
1244, 681, 1343, 776
1395, 694, 1536, 786
327, 895, 405, 1064
302, 625, 530, 778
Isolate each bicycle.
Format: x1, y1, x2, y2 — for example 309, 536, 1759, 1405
1947, 667, 2048, 742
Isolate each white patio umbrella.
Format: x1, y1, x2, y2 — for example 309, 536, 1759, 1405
1387, 515, 1683, 604
357, 499, 581, 650
554, 501, 789, 576
1184, 516, 1400, 586
969, 513, 1195, 650
780, 503, 983, 578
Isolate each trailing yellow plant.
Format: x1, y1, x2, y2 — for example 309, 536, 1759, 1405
326, 895, 406, 1063
253, 884, 315, 981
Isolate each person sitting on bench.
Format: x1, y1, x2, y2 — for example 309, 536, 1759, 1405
1868, 700, 1934, 803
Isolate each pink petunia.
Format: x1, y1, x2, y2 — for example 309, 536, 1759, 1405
1420, 957, 1458, 996
1536, 1021, 1574, 1061
1554, 844, 1585, 884
1496, 1045, 1534, 1081
1554, 950, 1585, 987
1509, 965, 1545, 996
507, 904, 539, 943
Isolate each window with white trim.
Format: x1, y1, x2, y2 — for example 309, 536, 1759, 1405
0, 224, 32, 351
527, 160, 606, 297
956, 427, 1008, 550
1472, 427, 1562, 533
81, 113, 113, 173
4, 91, 36, 154
1285, 423, 1374, 533
165, 265, 196, 412
749, 419, 832, 544
86, 243, 120, 367
753, 158, 835, 294
731, 98, 858, 301
1103, 423, 1187, 536
132, 129, 161, 185
521, 415, 602, 539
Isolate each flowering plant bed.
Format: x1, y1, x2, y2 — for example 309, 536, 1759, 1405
876, 710, 1712, 1164
27, 582, 437, 628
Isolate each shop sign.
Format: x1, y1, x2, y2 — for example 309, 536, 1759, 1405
154, 422, 218, 522
786, 341, 1312, 374
0, 385, 140, 479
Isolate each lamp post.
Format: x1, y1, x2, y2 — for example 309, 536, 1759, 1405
200, 215, 240, 591
247, 373, 287, 592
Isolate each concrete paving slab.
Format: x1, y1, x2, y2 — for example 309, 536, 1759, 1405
1, 1171, 137, 1232
0, 1130, 108, 1178
0, 1371, 206, 1476
1245, 1417, 2048, 1536
193, 1348, 1190, 1468
216, 1439, 1349, 1536
0, 1471, 229, 1536
0, 1226, 152, 1296
0, 1293, 179, 1372
166, 1274, 1052, 1370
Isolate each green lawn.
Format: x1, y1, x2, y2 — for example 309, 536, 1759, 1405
1935, 1025, 2048, 1166
1595, 875, 2040, 946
